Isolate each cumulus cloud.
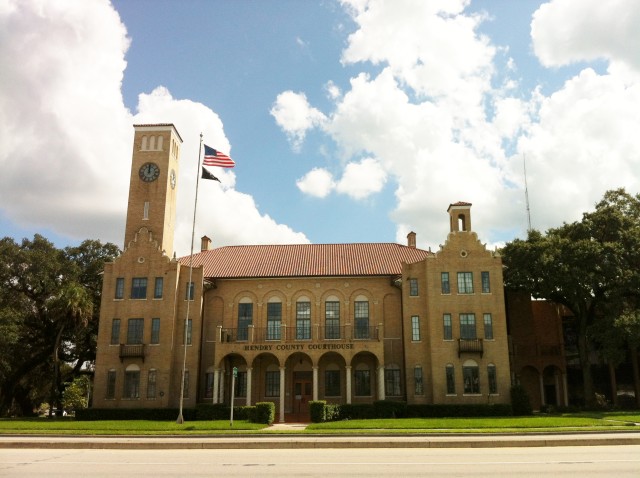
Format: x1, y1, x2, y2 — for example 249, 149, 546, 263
335, 158, 387, 199
296, 168, 335, 198
0, 0, 308, 254
270, 91, 326, 151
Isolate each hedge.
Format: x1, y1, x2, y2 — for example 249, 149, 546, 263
75, 407, 196, 421
251, 402, 275, 424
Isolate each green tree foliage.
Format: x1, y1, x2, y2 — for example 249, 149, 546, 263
502, 189, 640, 407
0, 235, 119, 416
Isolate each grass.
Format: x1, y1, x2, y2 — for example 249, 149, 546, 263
0, 412, 638, 436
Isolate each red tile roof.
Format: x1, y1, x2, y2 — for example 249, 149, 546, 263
180, 243, 431, 279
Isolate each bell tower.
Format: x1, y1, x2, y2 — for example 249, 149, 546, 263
124, 124, 182, 256
447, 201, 472, 233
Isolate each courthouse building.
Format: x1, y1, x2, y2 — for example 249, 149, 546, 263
93, 124, 512, 421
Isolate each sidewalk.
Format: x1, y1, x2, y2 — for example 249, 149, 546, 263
1, 431, 639, 450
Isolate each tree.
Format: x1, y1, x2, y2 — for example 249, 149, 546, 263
0, 235, 119, 416
502, 189, 640, 408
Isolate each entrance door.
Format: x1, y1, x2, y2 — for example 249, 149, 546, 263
293, 380, 313, 421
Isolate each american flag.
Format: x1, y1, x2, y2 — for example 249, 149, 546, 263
203, 144, 235, 168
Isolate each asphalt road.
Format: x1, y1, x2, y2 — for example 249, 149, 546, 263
2, 445, 640, 477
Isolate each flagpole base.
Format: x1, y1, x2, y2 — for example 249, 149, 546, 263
176, 413, 184, 424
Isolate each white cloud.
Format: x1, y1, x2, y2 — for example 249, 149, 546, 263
296, 168, 335, 198
270, 91, 326, 152
0, 0, 308, 254
335, 158, 387, 199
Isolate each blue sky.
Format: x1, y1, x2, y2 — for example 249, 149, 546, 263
1, 0, 638, 256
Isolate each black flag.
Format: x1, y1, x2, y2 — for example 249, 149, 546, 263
201, 167, 221, 182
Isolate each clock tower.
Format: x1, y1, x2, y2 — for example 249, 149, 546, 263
124, 124, 182, 256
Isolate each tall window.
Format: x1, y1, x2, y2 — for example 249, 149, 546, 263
127, 318, 144, 344
147, 369, 157, 399
463, 361, 480, 394
131, 277, 147, 299
385, 367, 401, 397
441, 272, 450, 294
265, 370, 280, 397
460, 313, 477, 340
237, 302, 253, 341
354, 369, 371, 396
124, 367, 140, 399
457, 272, 474, 294
296, 300, 311, 340
483, 313, 493, 340
150, 318, 160, 344
205, 372, 214, 399
325, 370, 340, 396
411, 315, 421, 341
414, 367, 424, 395
115, 277, 124, 299
235, 371, 247, 397
481, 271, 490, 293
266, 302, 282, 340
106, 370, 116, 399
488, 364, 498, 394
183, 319, 192, 345
154, 277, 163, 299
185, 282, 195, 300
325, 300, 340, 339
446, 364, 455, 394
110, 319, 120, 345
354, 300, 370, 339
409, 278, 418, 296
443, 314, 453, 340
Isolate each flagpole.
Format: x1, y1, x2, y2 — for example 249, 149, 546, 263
177, 132, 204, 424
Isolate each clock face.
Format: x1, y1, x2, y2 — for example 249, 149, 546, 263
170, 169, 176, 189
139, 162, 160, 182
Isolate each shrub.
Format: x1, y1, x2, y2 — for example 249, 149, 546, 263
510, 384, 533, 416
252, 402, 275, 424
309, 400, 326, 423
374, 400, 407, 418
339, 403, 375, 420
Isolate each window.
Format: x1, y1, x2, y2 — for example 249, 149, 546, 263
483, 313, 493, 340
488, 364, 498, 394
204, 372, 214, 399
354, 369, 371, 396
463, 361, 480, 394
409, 278, 418, 296
265, 371, 280, 397
325, 370, 340, 396
460, 313, 477, 340
296, 300, 311, 340
110, 319, 120, 345
185, 282, 195, 300
237, 302, 253, 341
147, 369, 157, 399
411, 315, 421, 341
354, 300, 370, 339
115, 278, 124, 299
182, 371, 189, 398
481, 271, 490, 293
446, 364, 455, 394
124, 367, 140, 399
127, 318, 144, 344
414, 367, 424, 395
106, 370, 116, 399
266, 302, 281, 340
325, 300, 340, 339
154, 277, 163, 299
441, 272, 450, 294
131, 277, 147, 299
150, 318, 160, 344
385, 367, 401, 397
235, 371, 247, 397
443, 314, 452, 340
457, 272, 474, 294
182, 319, 192, 345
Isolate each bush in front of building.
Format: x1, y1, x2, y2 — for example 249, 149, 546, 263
76, 408, 196, 421
195, 404, 255, 421
510, 384, 533, 416
374, 400, 408, 418
251, 402, 275, 424
309, 400, 326, 422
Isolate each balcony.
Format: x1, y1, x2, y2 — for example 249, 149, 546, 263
119, 343, 146, 362
458, 338, 483, 357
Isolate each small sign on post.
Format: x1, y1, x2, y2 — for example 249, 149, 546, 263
230, 367, 238, 427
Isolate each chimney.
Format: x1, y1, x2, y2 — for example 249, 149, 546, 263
201, 235, 212, 252
407, 231, 416, 248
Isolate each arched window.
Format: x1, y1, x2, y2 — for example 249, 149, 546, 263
462, 359, 480, 394
266, 296, 282, 340
354, 295, 369, 339
141, 136, 148, 151
296, 296, 311, 340
238, 297, 253, 341
124, 364, 140, 399
445, 364, 455, 394
148, 136, 156, 151
156, 135, 163, 151
325, 295, 340, 339
354, 363, 371, 396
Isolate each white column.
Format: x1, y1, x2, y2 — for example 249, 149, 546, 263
312, 366, 319, 401
539, 373, 545, 406
279, 366, 286, 423
212, 369, 220, 404
246, 368, 252, 406
345, 366, 352, 404
219, 370, 225, 404
378, 365, 385, 401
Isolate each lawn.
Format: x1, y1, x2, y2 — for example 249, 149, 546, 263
0, 412, 638, 436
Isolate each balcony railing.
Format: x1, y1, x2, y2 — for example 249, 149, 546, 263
458, 338, 483, 357
119, 343, 146, 362
219, 324, 380, 343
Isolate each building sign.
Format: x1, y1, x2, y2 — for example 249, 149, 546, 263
242, 343, 356, 352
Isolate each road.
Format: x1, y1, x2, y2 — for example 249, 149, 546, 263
1, 445, 639, 477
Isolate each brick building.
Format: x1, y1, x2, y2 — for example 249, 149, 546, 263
93, 124, 512, 421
